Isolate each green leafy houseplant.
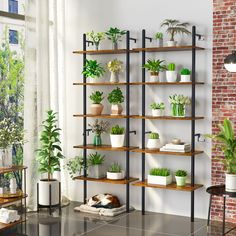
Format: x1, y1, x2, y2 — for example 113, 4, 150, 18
154, 32, 163, 40
37, 110, 64, 181
105, 27, 126, 49
82, 59, 105, 79
108, 162, 122, 173
86, 31, 105, 50
88, 152, 105, 166
149, 132, 159, 139
111, 125, 125, 135
175, 170, 187, 177
107, 87, 124, 105
89, 91, 104, 104
143, 59, 167, 75
65, 155, 85, 179
150, 102, 165, 110
180, 68, 191, 75
160, 19, 191, 42
149, 168, 170, 176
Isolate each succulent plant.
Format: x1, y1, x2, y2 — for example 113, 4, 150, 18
154, 32, 163, 40
168, 63, 176, 71
108, 162, 122, 173
175, 170, 187, 177
149, 168, 170, 176
149, 132, 159, 139
150, 102, 165, 110
111, 125, 125, 135
180, 68, 191, 75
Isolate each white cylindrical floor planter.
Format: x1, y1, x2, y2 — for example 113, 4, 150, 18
166, 71, 177, 82
107, 171, 125, 180
90, 104, 104, 115
147, 139, 161, 149
38, 179, 60, 206
110, 134, 125, 147
180, 75, 191, 82
147, 175, 172, 185
111, 104, 123, 115
152, 109, 164, 117
225, 173, 236, 192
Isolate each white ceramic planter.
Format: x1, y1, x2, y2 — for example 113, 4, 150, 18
107, 170, 125, 180
111, 104, 123, 115
180, 75, 191, 82
175, 176, 187, 187
167, 41, 177, 47
88, 165, 105, 179
38, 179, 60, 206
0, 147, 12, 167
10, 178, 17, 194
152, 109, 164, 117
150, 75, 159, 82
90, 104, 104, 115
147, 139, 161, 149
166, 71, 177, 82
147, 174, 172, 185
110, 134, 125, 147
110, 72, 119, 83
156, 39, 163, 47
226, 173, 236, 192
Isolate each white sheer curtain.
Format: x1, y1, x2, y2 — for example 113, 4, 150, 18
24, 0, 67, 210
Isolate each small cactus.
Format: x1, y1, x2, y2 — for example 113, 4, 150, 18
149, 132, 159, 139
168, 63, 176, 71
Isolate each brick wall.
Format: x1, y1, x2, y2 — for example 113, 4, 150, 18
212, 0, 236, 223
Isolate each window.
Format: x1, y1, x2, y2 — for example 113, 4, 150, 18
9, 30, 18, 44
8, 0, 18, 14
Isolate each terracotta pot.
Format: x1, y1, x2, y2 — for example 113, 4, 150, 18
90, 104, 104, 115
111, 104, 123, 115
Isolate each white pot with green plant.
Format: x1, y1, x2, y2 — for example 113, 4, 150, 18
89, 91, 104, 115
175, 170, 187, 186
86, 31, 105, 50
206, 119, 236, 192
82, 59, 105, 83
107, 59, 123, 83
107, 162, 125, 180
148, 168, 172, 185
169, 94, 191, 117
166, 63, 178, 82
150, 102, 165, 117
180, 68, 191, 82
105, 27, 126, 50
107, 87, 124, 115
154, 32, 163, 47
110, 125, 125, 148
88, 152, 105, 179
161, 19, 190, 47
36, 110, 64, 206
143, 59, 167, 82
147, 132, 161, 149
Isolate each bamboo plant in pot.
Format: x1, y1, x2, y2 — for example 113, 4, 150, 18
105, 27, 126, 50
150, 102, 165, 117
206, 119, 236, 192
180, 68, 191, 82
36, 110, 64, 206
89, 91, 104, 115
143, 59, 166, 82
107, 87, 124, 115
110, 125, 125, 147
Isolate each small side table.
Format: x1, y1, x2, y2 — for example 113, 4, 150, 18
206, 184, 236, 235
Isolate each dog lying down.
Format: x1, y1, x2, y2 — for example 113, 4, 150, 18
87, 193, 121, 209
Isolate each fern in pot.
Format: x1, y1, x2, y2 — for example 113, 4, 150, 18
107, 162, 125, 180
110, 125, 125, 148
150, 102, 165, 117
88, 152, 105, 179
147, 132, 161, 149
36, 110, 64, 206
107, 87, 124, 115
89, 91, 104, 115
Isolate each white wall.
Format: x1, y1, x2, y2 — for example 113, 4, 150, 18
64, 0, 213, 219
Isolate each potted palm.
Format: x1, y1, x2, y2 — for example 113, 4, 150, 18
86, 31, 105, 50
110, 125, 125, 148
143, 59, 166, 82
105, 27, 126, 49
36, 110, 64, 206
150, 102, 165, 116
82, 59, 105, 83
107, 162, 125, 180
107, 59, 123, 83
175, 170, 187, 186
180, 68, 191, 82
166, 63, 178, 82
147, 132, 161, 149
88, 152, 105, 179
161, 19, 191, 46
148, 168, 172, 185
206, 119, 236, 192
89, 91, 104, 115
107, 87, 124, 115
154, 32, 164, 47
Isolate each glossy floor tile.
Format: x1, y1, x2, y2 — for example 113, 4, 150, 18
1, 202, 236, 236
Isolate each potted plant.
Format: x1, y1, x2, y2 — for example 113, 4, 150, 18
168, 94, 191, 117
88, 152, 105, 179
107, 87, 124, 115
150, 102, 165, 117
160, 19, 191, 46
89, 91, 104, 115
147, 168, 172, 185
107, 162, 125, 180
110, 125, 125, 148
36, 110, 64, 206
206, 119, 236, 192
65, 155, 85, 179
88, 119, 110, 146
0, 118, 24, 167
147, 132, 161, 149
180, 68, 191, 82
86, 31, 105, 50
166, 63, 178, 82
143, 59, 166, 82
105, 27, 126, 49
175, 170, 187, 186
154, 32, 163, 47
82, 59, 105, 83
107, 59, 123, 83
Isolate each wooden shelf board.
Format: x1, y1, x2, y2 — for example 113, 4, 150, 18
73, 82, 128, 86
0, 166, 27, 174
74, 176, 139, 185
131, 116, 204, 120
0, 220, 24, 231
129, 82, 204, 85
73, 144, 138, 151
73, 114, 129, 119
73, 49, 138, 55
132, 180, 203, 192
133, 45, 205, 52
0, 194, 27, 206
131, 148, 203, 156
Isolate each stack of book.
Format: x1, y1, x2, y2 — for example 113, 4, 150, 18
160, 143, 191, 153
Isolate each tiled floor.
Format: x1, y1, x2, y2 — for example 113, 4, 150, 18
2, 202, 236, 236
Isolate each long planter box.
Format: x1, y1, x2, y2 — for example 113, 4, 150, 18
147, 174, 172, 185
